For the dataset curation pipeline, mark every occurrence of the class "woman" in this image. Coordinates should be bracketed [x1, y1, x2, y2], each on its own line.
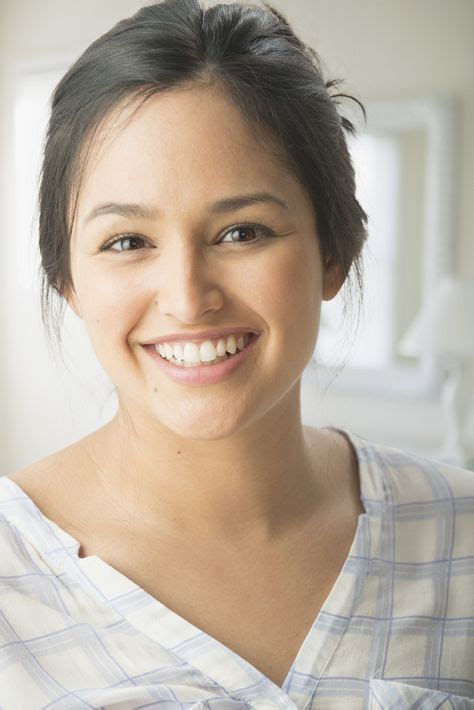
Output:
[1, 0, 473, 707]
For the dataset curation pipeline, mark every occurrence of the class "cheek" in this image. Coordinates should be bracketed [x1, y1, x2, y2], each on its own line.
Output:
[259, 244, 321, 345]
[74, 262, 144, 339]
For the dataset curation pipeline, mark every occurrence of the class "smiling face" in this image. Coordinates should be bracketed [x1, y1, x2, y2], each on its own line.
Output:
[67, 84, 344, 441]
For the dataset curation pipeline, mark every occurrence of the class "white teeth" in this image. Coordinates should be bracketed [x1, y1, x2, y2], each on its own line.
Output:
[154, 332, 253, 365]
[226, 335, 237, 355]
[172, 342, 184, 362]
[199, 340, 218, 362]
[216, 338, 227, 356]
[182, 342, 201, 363]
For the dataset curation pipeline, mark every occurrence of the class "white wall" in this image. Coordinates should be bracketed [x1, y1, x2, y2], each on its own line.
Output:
[1, 0, 473, 473]
[292, 0, 474, 456]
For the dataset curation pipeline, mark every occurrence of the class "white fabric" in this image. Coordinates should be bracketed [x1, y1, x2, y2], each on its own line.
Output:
[0, 427, 473, 708]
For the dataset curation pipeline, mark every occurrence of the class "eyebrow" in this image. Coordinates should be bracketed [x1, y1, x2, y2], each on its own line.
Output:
[83, 192, 290, 225]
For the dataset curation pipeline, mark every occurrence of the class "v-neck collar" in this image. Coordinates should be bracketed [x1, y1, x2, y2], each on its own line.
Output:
[1, 427, 383, 708]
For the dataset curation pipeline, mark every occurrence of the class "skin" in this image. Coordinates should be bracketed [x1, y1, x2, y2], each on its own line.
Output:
[65, 83, 347, 551]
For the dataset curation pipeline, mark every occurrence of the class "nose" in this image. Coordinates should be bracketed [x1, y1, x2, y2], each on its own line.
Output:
[154, 238, 224, 323]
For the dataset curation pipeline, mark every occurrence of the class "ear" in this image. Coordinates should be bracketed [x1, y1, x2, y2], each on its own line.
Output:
[67, 291, 83, 319]
[321, 256, 346, 301]
[61, 282, 83, 319]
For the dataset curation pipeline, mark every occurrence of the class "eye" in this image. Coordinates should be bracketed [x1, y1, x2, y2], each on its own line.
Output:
[100, 221, 277, 253]
[219, 222, 275, 245]
[100, 234, 149, 252]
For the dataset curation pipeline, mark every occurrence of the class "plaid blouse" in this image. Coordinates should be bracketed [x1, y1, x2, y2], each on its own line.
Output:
[0, 427, 473, 708]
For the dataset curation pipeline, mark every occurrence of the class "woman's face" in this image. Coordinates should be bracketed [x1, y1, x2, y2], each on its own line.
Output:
[68, 85, 343, 440]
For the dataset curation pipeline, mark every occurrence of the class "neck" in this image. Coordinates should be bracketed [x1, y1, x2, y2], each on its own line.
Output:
[85, 390, 332, 547]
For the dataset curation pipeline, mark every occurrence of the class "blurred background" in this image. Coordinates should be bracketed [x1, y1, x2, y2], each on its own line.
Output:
[0, 0, 473, 474]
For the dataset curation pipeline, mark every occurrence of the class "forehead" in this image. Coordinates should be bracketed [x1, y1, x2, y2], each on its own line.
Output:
[75, 84, 298, 218]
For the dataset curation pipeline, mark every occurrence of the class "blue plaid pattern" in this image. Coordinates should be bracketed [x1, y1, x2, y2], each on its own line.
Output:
[0, 427, 473, 708]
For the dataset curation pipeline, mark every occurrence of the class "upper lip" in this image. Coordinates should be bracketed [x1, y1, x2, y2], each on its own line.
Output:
[141, 327, 260, 346]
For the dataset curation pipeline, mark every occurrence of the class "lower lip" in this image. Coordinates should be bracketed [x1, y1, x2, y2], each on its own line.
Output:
[142, 333, 260, 385]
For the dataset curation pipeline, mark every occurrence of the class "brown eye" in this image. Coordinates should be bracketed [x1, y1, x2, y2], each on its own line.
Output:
[101, 234, 149, 252]
[219, 223, 275, 244]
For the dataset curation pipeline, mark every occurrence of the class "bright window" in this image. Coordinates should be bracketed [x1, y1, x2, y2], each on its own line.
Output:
[316, 131, 400, 370]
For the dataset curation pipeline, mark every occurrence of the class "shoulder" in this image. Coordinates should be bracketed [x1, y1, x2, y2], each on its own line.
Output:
[7, 435, 97, 521]
[8, 424, 103, 490]
[0, 475, 52, 575]
[361, 437, 474, 562]
[8, 437, 81, 489]
[5, 455, 65, 535]
[366, 437, 474, 503]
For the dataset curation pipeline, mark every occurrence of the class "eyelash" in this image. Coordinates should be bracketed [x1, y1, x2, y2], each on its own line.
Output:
[100, 222, 277, 253]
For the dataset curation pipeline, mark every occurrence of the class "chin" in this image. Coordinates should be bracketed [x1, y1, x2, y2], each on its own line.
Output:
[149, 399, 249, 442]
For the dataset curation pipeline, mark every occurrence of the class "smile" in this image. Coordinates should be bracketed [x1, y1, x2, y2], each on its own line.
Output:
[156, 333, 251, 367]
[141, 333, 260, 385]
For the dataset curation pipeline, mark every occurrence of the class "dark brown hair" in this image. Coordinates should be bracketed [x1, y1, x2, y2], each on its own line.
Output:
[38, 0, 368, 373]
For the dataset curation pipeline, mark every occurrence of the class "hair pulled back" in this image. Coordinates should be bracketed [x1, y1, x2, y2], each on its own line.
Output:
[38, 0, 368, 368]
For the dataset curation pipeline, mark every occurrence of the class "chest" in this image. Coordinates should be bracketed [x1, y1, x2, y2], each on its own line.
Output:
[83, 515, 358, 688]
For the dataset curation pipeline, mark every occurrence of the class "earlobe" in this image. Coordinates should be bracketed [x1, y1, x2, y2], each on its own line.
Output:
[322, 258, 345, 301]
[68, 295, 83, 319]
[62, 284, 82, 319]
